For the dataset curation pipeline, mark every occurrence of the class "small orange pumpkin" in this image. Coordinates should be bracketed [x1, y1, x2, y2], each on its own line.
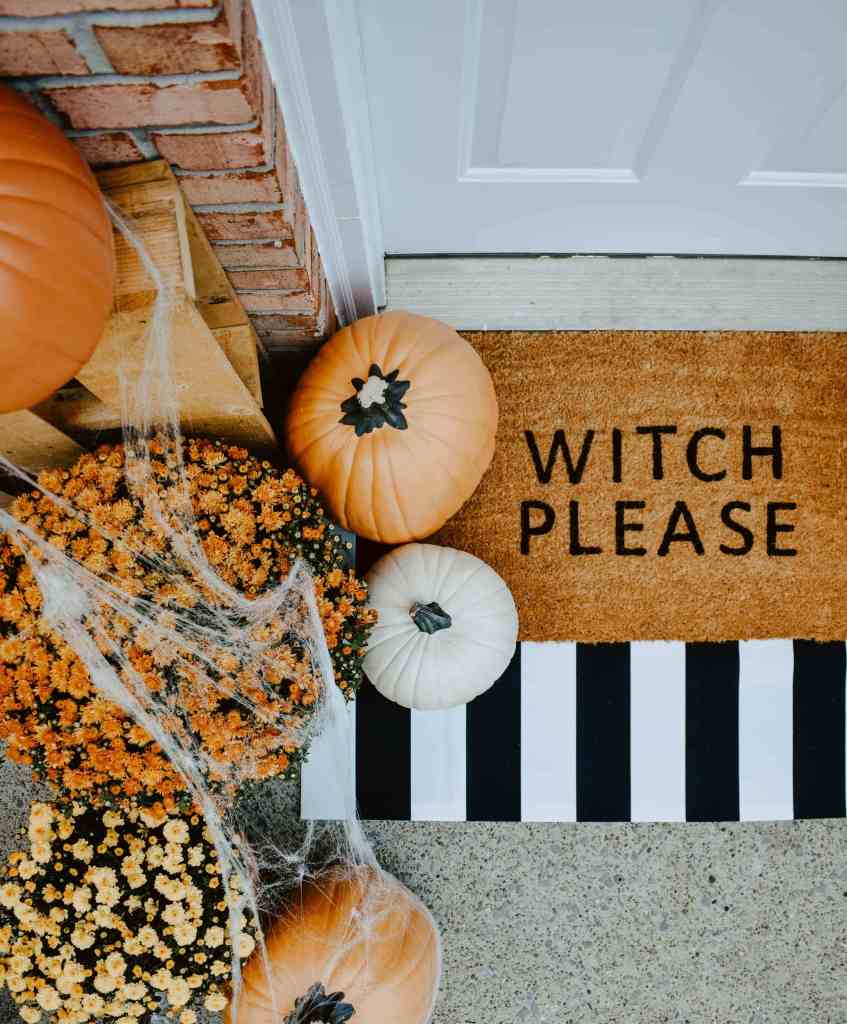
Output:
[285, 311, 498, 543]
[0, 85, 115, 413]
[231, 867, 441, 1023]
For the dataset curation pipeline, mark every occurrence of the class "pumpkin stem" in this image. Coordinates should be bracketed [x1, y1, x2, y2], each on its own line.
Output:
[285, 982, 354, 1023]
[410, 601, 452, 634]
[339, 364, 410, 437]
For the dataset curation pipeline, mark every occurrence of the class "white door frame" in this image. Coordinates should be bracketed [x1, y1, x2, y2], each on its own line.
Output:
[252, 0, 386, 325]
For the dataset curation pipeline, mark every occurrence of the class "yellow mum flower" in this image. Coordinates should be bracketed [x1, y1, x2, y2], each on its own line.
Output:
[237, 932, 255, 958]
[18, 859, 39, 878]
[167, 978, 191, 1008]
[92, 907, 114, 928]
[104, 953, 127, 979]
[173, 924, 197, 947]
[29, 804, 52, 827]
[161, 903, 185, 927]
[8, 954, 31, 975]
[71, 887, 92, 914]
[204, 992, 227, 1012]
[138, 927, 158, 949]
[27, 823, 52, 844]
[180, 1010, 197, 1024]
[81, 994, 105, 1015]
[70, 840, 93, 864]
[6, 974, 26, 992]
[203, 926, 224, 948]
[163, 820, 189, 845]
[146, 846, 164, 869]
[103, 812, 124, 829]
[149, 969, 171, 990]
[0, 883, 21, 908]
[94, 886, 119, 909]
[36, 985, 61, 1011]
[19, 1006, 40, 1023]
[71, 928, 95, 951]
[93, 974, 117, 995]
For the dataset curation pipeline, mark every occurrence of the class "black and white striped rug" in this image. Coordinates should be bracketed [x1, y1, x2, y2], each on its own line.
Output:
[301, 640, 847, 823]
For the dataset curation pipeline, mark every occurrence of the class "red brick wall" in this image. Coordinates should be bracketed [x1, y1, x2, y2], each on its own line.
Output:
[0, 0, 336, 348]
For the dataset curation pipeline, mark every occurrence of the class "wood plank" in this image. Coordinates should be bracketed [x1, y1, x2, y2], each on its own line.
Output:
[183, 200, 264, 404]
[100, 174, 195, 306]
[96, 159, 171, 192]
[0, 411, 84, 473]
[386, 256, 847, 331]
[182, 196, 246, 330]
[98, 160, 263, 407]
[78, 300, 276, 450]
[110, 205, 189, 311]
[212, 325, 263, 406]
[32, 385, 120, 439]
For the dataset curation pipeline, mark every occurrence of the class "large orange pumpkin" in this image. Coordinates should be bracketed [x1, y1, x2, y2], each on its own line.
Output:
[0, 85, 115, 413]
[231, 868, 441, 1023]
[285, 311, 498, 543]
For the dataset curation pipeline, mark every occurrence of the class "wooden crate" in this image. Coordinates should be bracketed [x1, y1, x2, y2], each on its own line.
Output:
[0, 160, 275, 473]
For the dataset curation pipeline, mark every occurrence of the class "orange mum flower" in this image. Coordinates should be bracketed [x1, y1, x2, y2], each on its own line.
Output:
[0, 439, 375, 811]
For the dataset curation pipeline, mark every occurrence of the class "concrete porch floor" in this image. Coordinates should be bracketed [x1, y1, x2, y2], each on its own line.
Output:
[0, 756, 844, 1024]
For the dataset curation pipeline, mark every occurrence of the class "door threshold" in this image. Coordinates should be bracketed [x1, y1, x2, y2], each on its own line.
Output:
[386, 255, 847, 331]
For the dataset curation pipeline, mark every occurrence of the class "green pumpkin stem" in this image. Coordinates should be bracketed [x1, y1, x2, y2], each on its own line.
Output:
[285, 982, 354, 1024]
[410, 601, 452, 634]
[339, 363, 410, 437]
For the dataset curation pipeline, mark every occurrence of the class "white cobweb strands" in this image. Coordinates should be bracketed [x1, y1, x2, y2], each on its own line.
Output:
[0, 204, 436, 1024]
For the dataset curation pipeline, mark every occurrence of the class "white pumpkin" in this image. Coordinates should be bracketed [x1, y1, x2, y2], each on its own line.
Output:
[364, 543, 518, 710]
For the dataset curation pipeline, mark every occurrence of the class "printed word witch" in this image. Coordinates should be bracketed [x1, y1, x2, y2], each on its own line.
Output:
[520, 425, 798, 558]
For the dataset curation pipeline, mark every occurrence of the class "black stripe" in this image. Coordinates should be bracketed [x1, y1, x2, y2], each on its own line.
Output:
[466, 644, 521, 821]
[576, 642, 631, 822]
[685, 642, 739, 822]
[355, 680, 411, 820]
[793, 640, 846, 820]
[353, 535, 410, 820]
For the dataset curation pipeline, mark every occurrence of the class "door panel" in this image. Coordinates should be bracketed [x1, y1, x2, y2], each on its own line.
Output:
[357, 0, 847, 255]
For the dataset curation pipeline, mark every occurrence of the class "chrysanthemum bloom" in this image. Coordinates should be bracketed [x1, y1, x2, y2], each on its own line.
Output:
[0, 800, 255, 1024]
[0, 439, 376, 809]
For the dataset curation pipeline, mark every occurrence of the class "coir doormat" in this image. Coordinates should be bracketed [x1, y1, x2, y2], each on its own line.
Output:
[433, 331, 847, 642]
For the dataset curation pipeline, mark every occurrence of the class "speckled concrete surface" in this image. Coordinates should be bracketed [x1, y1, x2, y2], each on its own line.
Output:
[367, 819, 847, 1024]
[1, 757, 845, 1024]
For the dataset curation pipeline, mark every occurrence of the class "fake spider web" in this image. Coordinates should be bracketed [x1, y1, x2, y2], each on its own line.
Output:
[0, 202, 440, 1023]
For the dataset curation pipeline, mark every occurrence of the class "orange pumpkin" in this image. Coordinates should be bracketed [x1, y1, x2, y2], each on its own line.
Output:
[0, 85, 115, 413]
[285, 311, 498, 543]
[231, 868, 441, 1023]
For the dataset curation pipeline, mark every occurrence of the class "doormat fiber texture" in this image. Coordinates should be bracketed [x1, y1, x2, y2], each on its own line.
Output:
[433, 331, 847, 642]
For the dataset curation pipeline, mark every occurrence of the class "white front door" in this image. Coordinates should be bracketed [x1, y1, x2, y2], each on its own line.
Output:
[356, 0, 847, 256]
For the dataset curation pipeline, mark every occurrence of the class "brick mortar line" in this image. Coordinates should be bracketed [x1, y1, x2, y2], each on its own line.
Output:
[191, 202, 286, 213]
[174, 163, 275, 178]
[0, 7, 223, 31]
[64, 20, 114, 75]
[8, 68, 243, 89]
[65, 119, 260, 135]
[152, 120, 260, 135]
[211, 239, 291, 246]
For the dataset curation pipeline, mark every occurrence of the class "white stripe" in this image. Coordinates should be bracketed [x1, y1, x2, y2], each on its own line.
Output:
[520, 641, 577, 822]
[300, 695, 357, 820]
[739, 639, 794, 821]
[410, 706, 467, 820]
[630, 641, 686, 822]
